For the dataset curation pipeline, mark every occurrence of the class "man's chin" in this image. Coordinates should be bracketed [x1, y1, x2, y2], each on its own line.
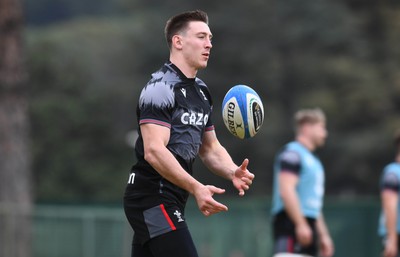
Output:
[197, 63, 208, 70]
[198, 60, 209, 69]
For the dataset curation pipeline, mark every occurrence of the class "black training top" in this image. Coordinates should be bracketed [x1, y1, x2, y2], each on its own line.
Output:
[124, 62, 214, 211]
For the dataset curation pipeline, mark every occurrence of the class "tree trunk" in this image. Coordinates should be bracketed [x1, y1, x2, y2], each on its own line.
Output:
[0, 0, 32, 256]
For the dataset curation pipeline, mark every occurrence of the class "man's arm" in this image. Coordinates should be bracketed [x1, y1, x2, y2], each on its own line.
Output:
[316, 214, 334, 257]
[382, 189, 398, 257]
[198, 130, 255, 196]
[141, 123, 228, 216]
[279, 172, 312, 246]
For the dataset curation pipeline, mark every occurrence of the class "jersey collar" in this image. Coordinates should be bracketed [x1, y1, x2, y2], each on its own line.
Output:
[166, 61, 196, 82]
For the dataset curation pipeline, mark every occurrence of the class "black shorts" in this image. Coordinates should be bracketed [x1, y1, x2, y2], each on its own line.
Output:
[124, 199, 189, 245]
[131, 227, 198, 257]
[272, 211, 317, 256]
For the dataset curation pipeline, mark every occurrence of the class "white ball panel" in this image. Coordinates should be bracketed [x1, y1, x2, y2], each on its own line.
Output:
[222, 97, 245, 139]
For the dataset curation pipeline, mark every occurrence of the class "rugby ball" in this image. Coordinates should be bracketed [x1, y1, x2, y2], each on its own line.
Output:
[222, 85, 264, 139]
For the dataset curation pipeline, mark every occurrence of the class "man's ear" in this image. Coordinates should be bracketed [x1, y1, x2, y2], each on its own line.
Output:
[172, 35, 183, 50]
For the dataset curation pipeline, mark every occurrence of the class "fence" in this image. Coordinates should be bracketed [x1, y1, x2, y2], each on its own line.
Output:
[33, 205, 132, 257]
[30, 197, 382, 257]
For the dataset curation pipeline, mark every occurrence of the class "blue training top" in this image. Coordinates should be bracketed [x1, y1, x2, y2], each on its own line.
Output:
[271, 141, 325, 219]
[378, 162, 400, 236]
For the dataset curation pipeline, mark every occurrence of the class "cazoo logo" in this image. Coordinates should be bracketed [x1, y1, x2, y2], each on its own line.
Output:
[180, 112, 209, 126]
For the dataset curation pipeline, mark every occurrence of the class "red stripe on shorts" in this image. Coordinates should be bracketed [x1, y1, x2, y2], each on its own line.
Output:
[160, 204, 176, 230]
[287, 236, 295, 252]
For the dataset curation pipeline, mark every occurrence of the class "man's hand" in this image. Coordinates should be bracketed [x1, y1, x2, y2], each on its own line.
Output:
[383, 236, 398, 257]
[296, 222, 313, 246]
[193, 184, 228, 216]
[319, 233, 334, 257]
[232, 159, 255, 196]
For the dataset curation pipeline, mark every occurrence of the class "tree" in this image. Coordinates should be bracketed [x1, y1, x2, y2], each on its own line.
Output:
[0, 0, 32, 256]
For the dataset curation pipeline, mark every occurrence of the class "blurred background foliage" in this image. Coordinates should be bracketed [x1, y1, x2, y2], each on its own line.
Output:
[24, 0, 400, 202]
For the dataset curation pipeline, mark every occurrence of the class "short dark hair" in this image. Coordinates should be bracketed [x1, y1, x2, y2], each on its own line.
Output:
[164, 10, 209, 49]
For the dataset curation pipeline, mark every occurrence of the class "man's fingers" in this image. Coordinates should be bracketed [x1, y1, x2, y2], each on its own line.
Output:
[298, 234, 312, 246]
[201, 200, 228, 216]
[241, 177, 253, 185]
[202, 210, 211, 216]
[240, 158, 249, 170]
[210, 186, 226, 195]
[211, 200, 228, 211]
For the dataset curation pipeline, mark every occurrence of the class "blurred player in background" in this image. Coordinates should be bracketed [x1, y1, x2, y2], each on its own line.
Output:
[123, 10, 255, 257]
[270, 108, 334, 257]
[378, 130, 400, 257]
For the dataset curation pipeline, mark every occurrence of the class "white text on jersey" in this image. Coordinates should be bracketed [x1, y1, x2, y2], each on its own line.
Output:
[180, 112, 209, 126]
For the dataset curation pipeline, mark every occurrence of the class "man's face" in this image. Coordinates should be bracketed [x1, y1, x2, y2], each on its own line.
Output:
[307, 121, 328, 148]
[179, 21, 213, 70]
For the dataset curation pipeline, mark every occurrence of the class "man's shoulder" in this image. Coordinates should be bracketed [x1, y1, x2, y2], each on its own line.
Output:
[149, 63, 182, 85]
[138, 63, 182, 104]
[284, 141, 303, 154]
[384, 162, 400, 174]
[195, 77, 207, 87]
[279, 149, 301, 165]
[278, 142, 301, 161]
[139, 71, 176, 108]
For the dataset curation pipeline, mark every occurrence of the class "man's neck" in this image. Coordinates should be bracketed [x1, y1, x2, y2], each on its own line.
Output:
[169, 56, 197, 78]
[296, 136, 315, 152]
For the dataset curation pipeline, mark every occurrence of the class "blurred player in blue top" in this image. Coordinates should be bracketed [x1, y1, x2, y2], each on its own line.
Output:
[378, 130, 400, 257]
[271, 108, 334, 257]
